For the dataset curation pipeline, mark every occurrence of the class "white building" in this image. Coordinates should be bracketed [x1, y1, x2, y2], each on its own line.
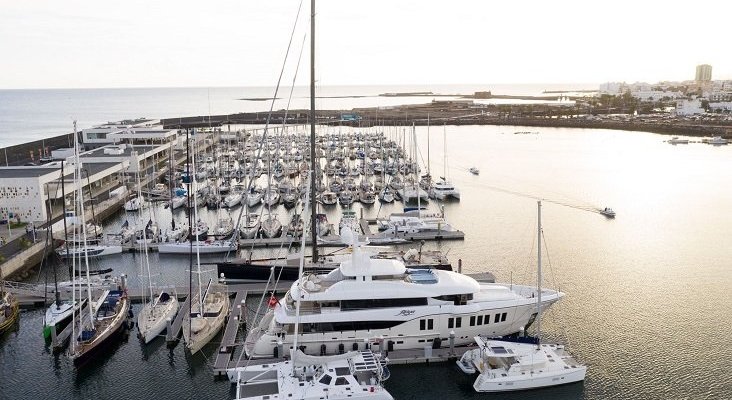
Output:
[674, 99, 705, 116]
[0, 161, 124, 224]
[81, 119, 179, 148]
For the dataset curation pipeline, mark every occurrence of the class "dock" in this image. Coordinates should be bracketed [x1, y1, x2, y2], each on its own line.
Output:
[166, 294, 191, 343]
[214, 338, 479, 376]
[213, 290, 248, 372]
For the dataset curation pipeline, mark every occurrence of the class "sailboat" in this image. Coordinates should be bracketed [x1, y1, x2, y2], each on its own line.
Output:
[457, 201, 586, 391]
[136, 179, 179, 344]
[181, 131, 230, 354]
[67, 121, 131, 367]
[44, 160, 87, 341]
[431, 124, 460, 201]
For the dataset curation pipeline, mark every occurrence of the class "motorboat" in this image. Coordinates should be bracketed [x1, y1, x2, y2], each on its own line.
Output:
[171, 195, 187, 210]
[707, 136, 728, 145]
[358, 189, 376, 205]
[600, 207, 616, 218]
[668, 136, 689, 145]
[469, 167, 480, 175]
[243, 231, 563, 359]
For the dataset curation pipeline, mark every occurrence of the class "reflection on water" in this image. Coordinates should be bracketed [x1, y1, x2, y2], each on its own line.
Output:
[2, 126, 731, 400]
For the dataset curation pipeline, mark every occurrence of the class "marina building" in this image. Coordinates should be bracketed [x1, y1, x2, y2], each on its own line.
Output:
[0, 161, 124, 224]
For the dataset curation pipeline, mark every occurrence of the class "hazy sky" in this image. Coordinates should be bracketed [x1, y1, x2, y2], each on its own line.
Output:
[1, 0, 729, 89]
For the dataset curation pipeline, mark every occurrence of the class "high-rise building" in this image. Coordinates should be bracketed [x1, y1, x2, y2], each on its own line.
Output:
[696, 64, 712, 82]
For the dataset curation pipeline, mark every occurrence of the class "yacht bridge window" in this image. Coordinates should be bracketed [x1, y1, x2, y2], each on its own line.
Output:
[341, 297, 427, 310]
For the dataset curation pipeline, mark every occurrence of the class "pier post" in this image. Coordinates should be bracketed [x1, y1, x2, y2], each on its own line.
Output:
[458, 259, 462, 274]
[51, 324, 57, 347]
[277, 340, 284, 359]
[165, 317, 173, 342]
[449, 330, 455, 357]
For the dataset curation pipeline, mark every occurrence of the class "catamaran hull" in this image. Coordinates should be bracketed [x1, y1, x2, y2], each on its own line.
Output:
[473, 368, 586, 392]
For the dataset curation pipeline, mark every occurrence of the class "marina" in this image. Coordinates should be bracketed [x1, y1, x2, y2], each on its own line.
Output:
[0, 124, 730, 400]
[1, 0, 732, 398]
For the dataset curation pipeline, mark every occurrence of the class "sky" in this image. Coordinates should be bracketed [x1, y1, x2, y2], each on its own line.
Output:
[0, 0, 730, 89]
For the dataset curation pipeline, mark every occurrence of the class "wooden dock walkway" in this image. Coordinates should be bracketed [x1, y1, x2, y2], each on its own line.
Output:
[166, 295, 191, 344]
[213, 290, 248, 373]
[215, 341, 479, 375]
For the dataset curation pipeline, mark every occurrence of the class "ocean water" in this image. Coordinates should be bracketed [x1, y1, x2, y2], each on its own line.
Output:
[1, 124, 731, 399]
[0, 84, 597, 147]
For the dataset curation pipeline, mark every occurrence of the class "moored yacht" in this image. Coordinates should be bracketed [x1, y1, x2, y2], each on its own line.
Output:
[244, 233, 563, 359]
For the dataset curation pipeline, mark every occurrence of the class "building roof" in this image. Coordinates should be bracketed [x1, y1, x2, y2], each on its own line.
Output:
[80, 145, 158, 159]
[0, 166, 61, 179]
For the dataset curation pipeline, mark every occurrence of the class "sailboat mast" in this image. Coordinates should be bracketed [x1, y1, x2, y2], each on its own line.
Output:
[186, 129, 193, 342]
[309, 0, 318, 262]
[292, 170, 312, 372]
[537, 200, 542, 347]
[73, 121, 95, 330]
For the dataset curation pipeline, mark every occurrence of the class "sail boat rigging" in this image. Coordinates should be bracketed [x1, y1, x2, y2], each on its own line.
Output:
[457, 201, 587, 391]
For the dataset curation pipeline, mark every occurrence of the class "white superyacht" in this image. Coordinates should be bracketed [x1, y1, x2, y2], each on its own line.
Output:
[244, 231, 563, 359]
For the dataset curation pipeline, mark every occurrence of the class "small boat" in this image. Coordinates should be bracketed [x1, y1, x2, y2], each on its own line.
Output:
[707, 136, 728, 145]
[469, 167, 480, 175]
[600, 207, 616, 218]
[668, 136, 689, 145]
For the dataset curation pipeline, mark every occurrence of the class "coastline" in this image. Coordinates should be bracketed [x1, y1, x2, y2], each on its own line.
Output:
[2, 107, 730, 167]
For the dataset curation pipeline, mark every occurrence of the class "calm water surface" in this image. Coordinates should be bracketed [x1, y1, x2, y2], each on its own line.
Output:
[1, 125, 731, 399]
